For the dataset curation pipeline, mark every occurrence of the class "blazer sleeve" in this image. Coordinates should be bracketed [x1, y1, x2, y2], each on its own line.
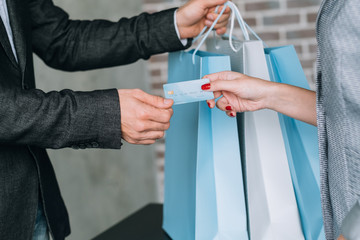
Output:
[0, 81, 122, 149]
[29, 0, 191, 71]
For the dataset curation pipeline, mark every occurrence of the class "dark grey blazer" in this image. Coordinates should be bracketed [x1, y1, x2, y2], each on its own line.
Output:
[0, 0, 189, 239]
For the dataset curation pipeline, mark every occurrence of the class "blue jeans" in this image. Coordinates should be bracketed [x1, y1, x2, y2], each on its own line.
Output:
[32, 201, 49, 240]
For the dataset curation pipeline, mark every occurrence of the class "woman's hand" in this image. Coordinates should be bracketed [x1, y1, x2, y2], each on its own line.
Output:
[202, 71, 317, 126]
[202, 71, 275, 117]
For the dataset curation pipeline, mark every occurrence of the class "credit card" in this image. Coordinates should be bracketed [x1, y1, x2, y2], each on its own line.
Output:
[163, 79, 214, 105]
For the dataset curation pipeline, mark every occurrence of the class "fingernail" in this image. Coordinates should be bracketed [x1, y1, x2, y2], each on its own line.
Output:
[230, 113, 235, 117]
[205, 20, 212, 26]
[208, 14, 214, 20]
[201, 83, 211, 90]
[164, 99, 173, 105]
[207, 102, 211, 108]
[226, 106, 232, 111]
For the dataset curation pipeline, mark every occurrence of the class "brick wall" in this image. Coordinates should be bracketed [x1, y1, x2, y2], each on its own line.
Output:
[143, 0, 322, 201]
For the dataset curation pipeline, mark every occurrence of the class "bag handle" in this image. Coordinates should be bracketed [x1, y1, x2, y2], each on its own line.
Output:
[243, 21, 269, 48]
[192, 1, 250, 63]
[228, 1, 250, 52]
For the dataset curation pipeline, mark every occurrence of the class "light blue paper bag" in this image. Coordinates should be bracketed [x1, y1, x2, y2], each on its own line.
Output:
[265, 45, 325, 240]
[163, 50, 248, 240]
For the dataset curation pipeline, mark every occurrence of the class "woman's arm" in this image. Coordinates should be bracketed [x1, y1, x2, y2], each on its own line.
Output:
[269, 82, 316, 126]
[202, 71, 317, 126]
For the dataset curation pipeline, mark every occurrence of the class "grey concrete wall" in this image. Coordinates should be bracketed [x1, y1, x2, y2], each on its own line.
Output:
[33, 1, 159, 239]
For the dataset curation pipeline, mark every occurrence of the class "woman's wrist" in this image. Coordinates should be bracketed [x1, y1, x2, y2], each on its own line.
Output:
[262, 81, 284, 111]
[260, 81, 317, 126]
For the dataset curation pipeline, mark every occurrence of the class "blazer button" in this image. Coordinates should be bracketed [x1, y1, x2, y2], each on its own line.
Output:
[79, 144, 86, 149]
[91, 142, 99, 148]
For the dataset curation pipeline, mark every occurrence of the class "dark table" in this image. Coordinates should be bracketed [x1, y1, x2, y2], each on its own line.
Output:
[92, 204, 171, 240]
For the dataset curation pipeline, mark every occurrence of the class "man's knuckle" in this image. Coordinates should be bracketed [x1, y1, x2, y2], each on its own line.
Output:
[164, 111, 172, 121]
[135, 122, 146, 132]
[133, 88, 143, 97]
[126, 137, 137, 144]
[139, 110, 149, 119]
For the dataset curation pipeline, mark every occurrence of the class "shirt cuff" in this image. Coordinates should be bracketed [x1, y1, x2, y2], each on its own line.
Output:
[342, 200, 360, 240]
[174, 10, 188, 46]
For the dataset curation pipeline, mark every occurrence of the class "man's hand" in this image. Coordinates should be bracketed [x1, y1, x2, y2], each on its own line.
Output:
[118, 89, 174, 145]
[176, 0, 231, 39]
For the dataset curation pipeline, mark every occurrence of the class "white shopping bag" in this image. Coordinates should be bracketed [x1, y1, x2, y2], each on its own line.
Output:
[206, 4, 304, 239]
[242, 41, 303, 240]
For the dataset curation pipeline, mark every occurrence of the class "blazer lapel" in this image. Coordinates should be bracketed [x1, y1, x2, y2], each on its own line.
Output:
[0, 17, 18, 69]
[6, 0, 27, 76]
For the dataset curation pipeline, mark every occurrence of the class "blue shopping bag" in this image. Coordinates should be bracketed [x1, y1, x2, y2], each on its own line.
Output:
[265, 45, 325, 240]
[163, 50, 248, 240]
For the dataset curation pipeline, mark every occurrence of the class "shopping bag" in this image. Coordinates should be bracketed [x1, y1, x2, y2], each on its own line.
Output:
[163, 50, 248, 240]
[206, 4, 304, 239]
[266, 45, 325, 240]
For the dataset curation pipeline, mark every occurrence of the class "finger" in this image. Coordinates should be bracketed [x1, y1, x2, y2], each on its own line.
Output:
[207, 4, 231, 15]
[144, 107, 173, 123]
[134, 89, 173, 109]
[141, 131, 165, 141]
[204, 16, 230, 29]
[207, 90, 223, 108]
[139, 140, 157, 145]
[201, 78, 244, 93]
[205, 19, 229, 29]
[208, 6, 217, 13]
[216, 27, 227, 35]
[209, 79, 241, 93]
[216, 17, 231, 27]
[214, 91, 222, 99]
[203, 71, 244, 83]
[214, 16, 230, 27]
[202, 0, 228, 9]
[227, 111, 237, 118]
[134, 119, 170, 132]
[131, 139, 157, 145]
[207, 99, 215, 108]
[142, 121, 171, 132]
[217, 5, 232, 14]
[206, 12, 230, 23]
[127, 130, 166, 145]
[216, 97, 230, 111]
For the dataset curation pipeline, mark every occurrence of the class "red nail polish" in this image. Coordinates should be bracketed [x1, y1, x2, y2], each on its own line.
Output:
[201, 83, 211, 90]
[226, 106, 232, 111]
[207, 102, 211, 108]
[230, 113, 235, 117]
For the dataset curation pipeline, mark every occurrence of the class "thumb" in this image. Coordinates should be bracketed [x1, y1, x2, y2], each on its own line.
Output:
[139, 91, 174, 109]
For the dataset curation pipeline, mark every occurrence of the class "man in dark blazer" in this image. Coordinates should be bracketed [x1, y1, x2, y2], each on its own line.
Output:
[0, 0, 230, 239]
